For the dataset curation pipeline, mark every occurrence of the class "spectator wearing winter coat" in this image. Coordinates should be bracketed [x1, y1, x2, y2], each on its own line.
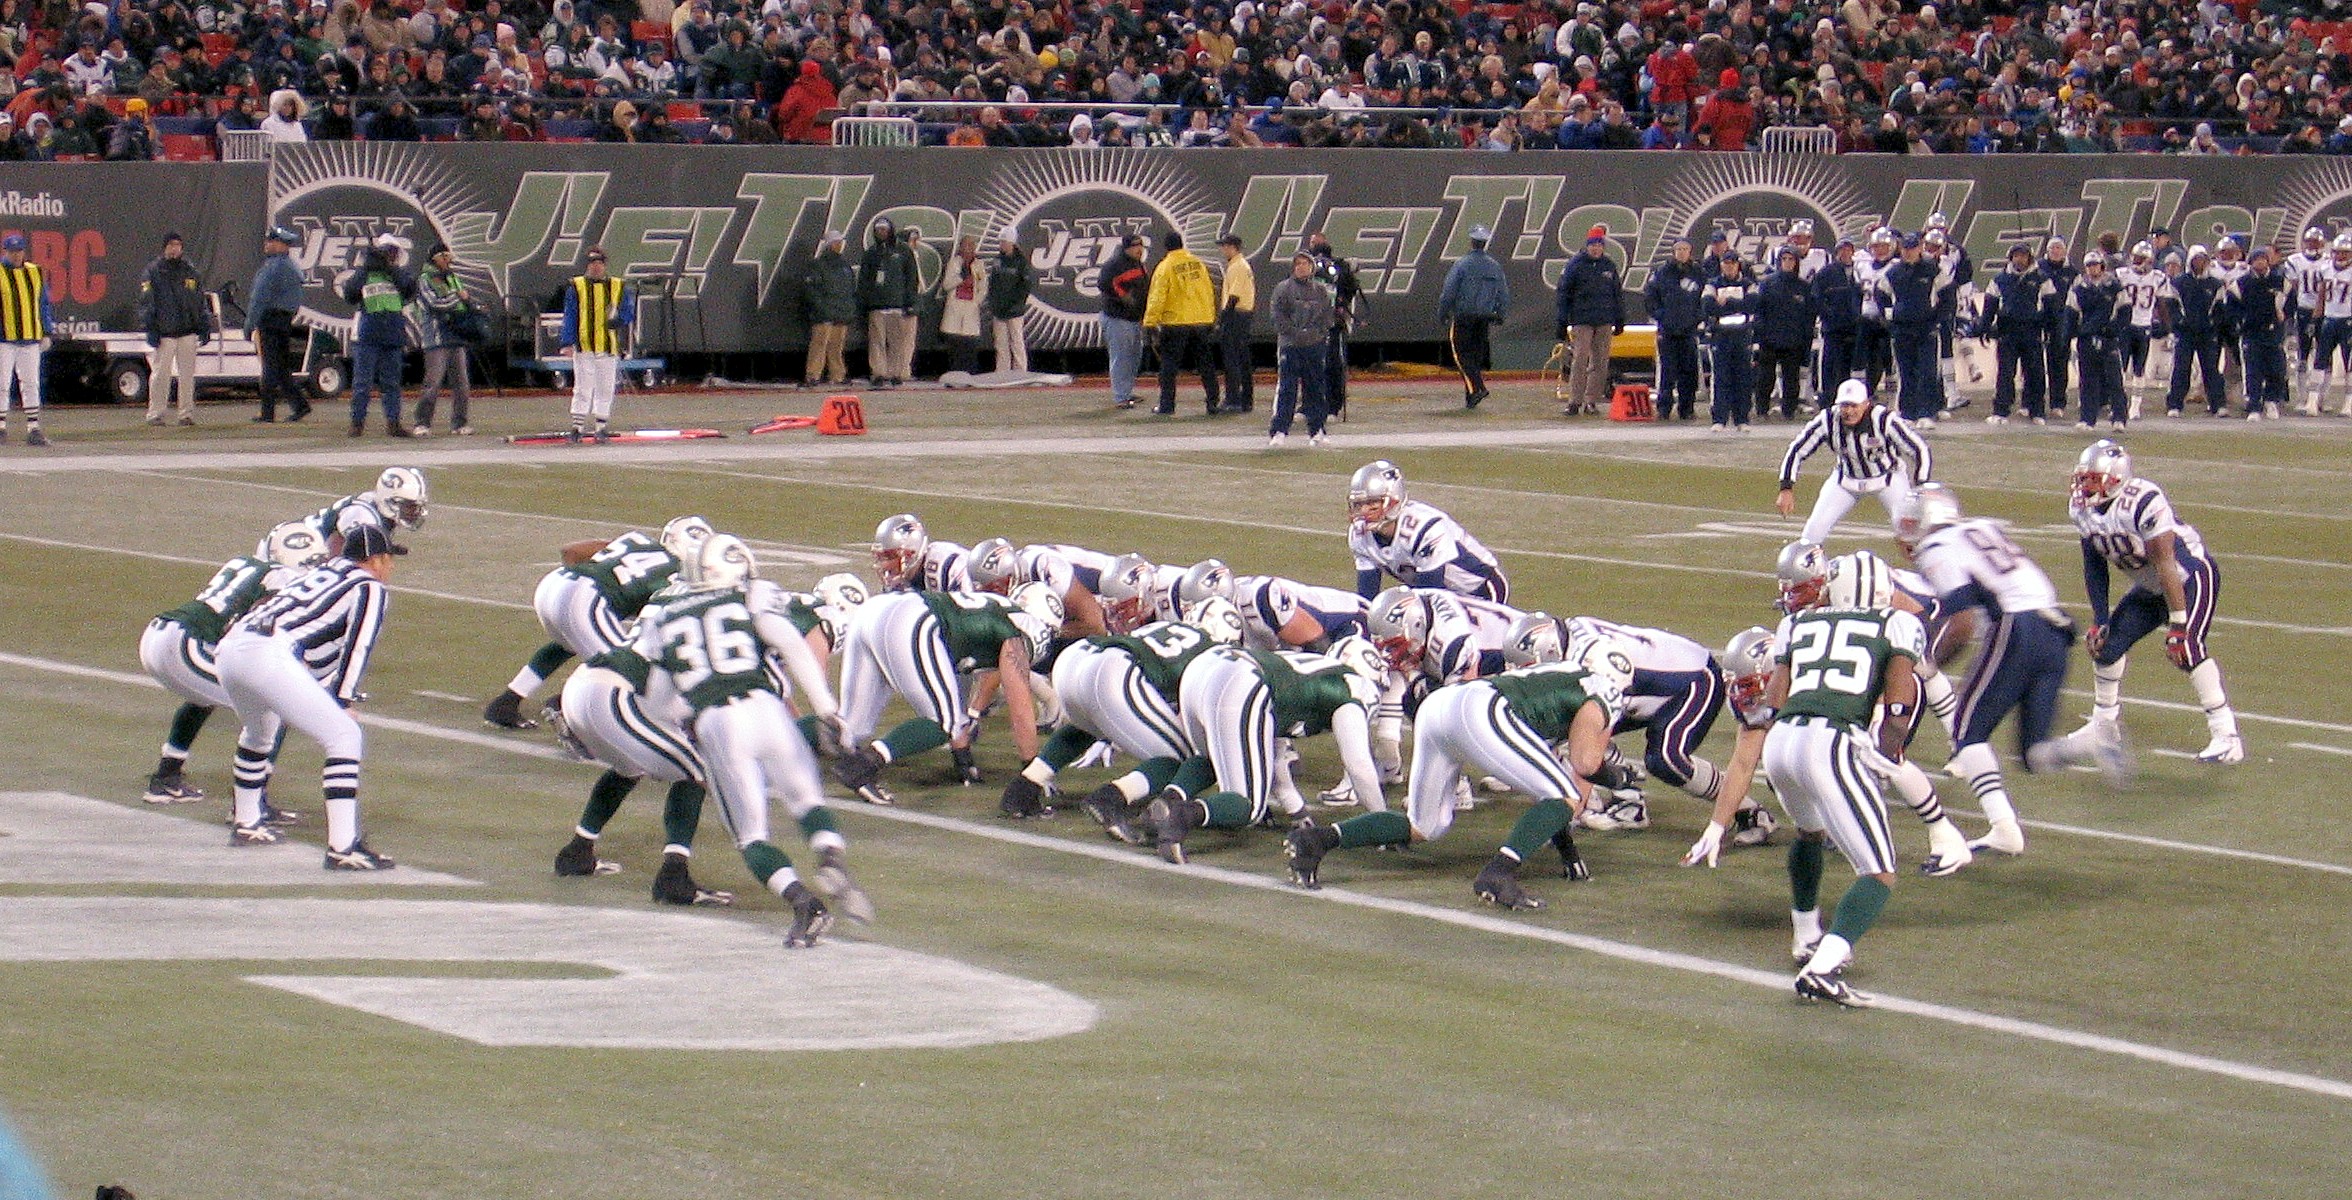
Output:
[105, 98, 156, 160]
[135, 233, 210, 427]
[939, 236, 988, 376]
[801, 231, 858, 387]
[260, 90, 309, 142]
[856, 217, 918, 387]
[1266, 252, 1335, 445]
[774, 60, 834, 144]
[412, 242, 476, 435]
[1095, 234, 1151, 409]
[1437, 224, 1508, 409]
[987, 236, 1035, 375]
[1643, 240, 1707, 420]
[1696, 70, 1752, 151]
[1553, 225, 1625, 416]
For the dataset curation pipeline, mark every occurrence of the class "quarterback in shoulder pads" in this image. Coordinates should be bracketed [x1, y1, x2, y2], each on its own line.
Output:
[1347, 459, 1509, 602]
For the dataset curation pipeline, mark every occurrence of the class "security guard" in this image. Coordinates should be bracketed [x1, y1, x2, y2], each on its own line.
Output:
[1642, 238, 1707, 420]
[1438, 224, 1509, 409]
[561, 245, 634, 444]
[0, 232, 54, 446]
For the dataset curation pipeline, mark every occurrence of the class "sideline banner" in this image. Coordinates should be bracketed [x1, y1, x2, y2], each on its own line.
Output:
[0, 163, 266, 335]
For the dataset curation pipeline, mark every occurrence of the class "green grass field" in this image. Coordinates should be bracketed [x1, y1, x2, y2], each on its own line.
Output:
[2, 382, 2348, 1200]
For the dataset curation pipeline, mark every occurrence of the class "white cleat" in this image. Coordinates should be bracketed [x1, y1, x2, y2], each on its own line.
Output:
[1451, 777, 1478, 812]
[2194, 734, 2245, 765]
[1919, 820, 1974, 877]
[1316, 779, 1360, 808]
[1966, 818, 2026, 857]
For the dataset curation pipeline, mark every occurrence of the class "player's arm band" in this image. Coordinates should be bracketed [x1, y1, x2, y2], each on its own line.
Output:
[2168, 610, 2188, 625]
[1883, 701, 1915, 720]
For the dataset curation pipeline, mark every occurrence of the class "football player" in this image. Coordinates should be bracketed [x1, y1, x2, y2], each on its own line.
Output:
[1137, 636, 1389, 865]
[1347, 459, 1509, 602]
[830, 583, 1060, 802]
[2307, 233, 2352, 416]
[546, 637, 734, 908]
[2288, 227, 2329, 407]
[1357, 584, 1526, 800]
[1900, 484, 2125, 859]
[632, 534, 871, 946]
[1762, 549, 1926, 1008]
[1230, 572, 1371, 652]
[870, 513, 973, 593]
[273, 466, 427, 560]
[2115, 241, 2172, 419]
[1286, 639, 1626, 909]
[1774, 380, 1933, 546]
[998, 596, 1245, 823]
[482, 516, 712, 729]
[1094, 553, 1170, 634]
[968, 538, 1118, 637]
[138, 521, 326, 807]
[2067, 441, 2241, 763]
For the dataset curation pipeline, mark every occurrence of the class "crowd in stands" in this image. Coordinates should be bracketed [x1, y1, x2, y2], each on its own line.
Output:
[2, 0, 2351, 157]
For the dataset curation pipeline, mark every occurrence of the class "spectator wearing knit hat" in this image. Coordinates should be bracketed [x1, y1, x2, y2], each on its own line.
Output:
[1554, 225, 1624, 417]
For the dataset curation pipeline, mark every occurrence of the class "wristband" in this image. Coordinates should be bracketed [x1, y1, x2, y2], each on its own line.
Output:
[2168, 610, 2188, 625]
[1883, 701, 1915, 719]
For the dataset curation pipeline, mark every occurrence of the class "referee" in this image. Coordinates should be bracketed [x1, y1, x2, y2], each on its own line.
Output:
[215, 523, 398, 869]
[1775, 379, 1933, 545]
[0, 232, 54, 446]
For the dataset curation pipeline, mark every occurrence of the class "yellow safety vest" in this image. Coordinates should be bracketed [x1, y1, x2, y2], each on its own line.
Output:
[572, 275, 624, 355]
[0, 262, 48, 343]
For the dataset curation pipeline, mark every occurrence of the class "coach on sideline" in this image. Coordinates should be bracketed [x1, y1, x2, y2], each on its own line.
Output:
[1439, 223, 1507, 409]
[1555, 224, 1624, 416]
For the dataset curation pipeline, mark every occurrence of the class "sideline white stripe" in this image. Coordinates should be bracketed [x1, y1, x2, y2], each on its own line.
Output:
[2, 647, 2349, 1102]
[0, 531, 533, 611]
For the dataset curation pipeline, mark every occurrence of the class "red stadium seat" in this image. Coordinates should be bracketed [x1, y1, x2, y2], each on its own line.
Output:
[160, 133, 216, 161]
[667, 101, 701, 121]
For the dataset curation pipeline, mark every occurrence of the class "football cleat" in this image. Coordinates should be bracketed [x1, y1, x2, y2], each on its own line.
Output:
[951, 745, 983, 785]
[1083, 786, 1149, 844]
[1967, 818, 2026, 857]
[1550, 829, 1591, 882]
[832, 745, 895, 805]
[1316, 779, 1361, 808]
[1919, 820, 1973, 877]
[1730, 803, 1777, 847]
[2194, 733, 2245, 764]
[650, 853, 734, 906]
[1285, 823, 1340, 890]
[1795, 971, 1875, 1008]
[259, 799, 301, 826]
[324, 840, 396, 871]
[229, 821, 283, 846]
[554, 834, 622, 877]
[815, 847, 875, 924]
[999, 774, 1052, 819]
[1149, 789, 1197, 864]
[781, 881, 834, 949]
[143, 771, 205, 804]
[1578, 793, 1649, 831]
[1792, 935, 1822, 967]
[482, 690, 537, 730]
[1473, 863, 1544, 910]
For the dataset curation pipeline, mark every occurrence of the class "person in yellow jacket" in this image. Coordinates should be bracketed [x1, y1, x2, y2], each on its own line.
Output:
[1216, 233, 1257, 412]
[0, 233, 54, 446]
[1142, 230, 1222, 416]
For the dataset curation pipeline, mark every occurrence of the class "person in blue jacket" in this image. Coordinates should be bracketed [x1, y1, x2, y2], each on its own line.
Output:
[1643, 239, 1707, 420]
[1438, 224, 1509, 409]
[1703, 247, 1760, 430]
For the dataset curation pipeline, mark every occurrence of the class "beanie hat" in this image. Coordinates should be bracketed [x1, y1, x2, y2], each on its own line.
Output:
[1585, 225, 1608, 244]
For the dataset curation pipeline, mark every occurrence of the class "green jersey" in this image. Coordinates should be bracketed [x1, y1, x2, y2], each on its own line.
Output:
[920, 591, 1027, 670]
[1250, 649, 1365, 738]
[1486, 663, 1621, 741]
[1772, 607, 1925, 730]
[641, 585, 774, 714]
[1090, 620, 1219, 702]
[587, 645, 656, 693]
[566, 531, 680, 619]
[158, 555, 282, 644]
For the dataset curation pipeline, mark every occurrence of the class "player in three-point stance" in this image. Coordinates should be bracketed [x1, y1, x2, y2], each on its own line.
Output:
[829, 583, 1060, 801]
[483, 516, 713, 729]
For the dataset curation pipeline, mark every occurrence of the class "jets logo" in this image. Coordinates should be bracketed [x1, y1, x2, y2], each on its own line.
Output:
[269, 144, 491, 339]
[1657, 156, 1872, 267]
[971, 153, 1217, 350]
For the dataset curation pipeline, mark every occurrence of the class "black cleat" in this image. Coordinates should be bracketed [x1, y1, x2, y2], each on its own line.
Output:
[1473, 863, 1544, 910]
[832, 745, 895, 805]
[815, 847, 875, 924]
[324, 840, 396, 871]
[555, 834, 621, 877]
[651, 852, 734, 906]
[782, 881, 834, 948]
[1795, 971, 1875, 1008]
[142, 771, 204, 804]
[229, 821, 282, 846]
[951, 744, 982, 785]
[1551, 828, 1592, 881]
[1285, 822, 1340, 889]
[1084, 786, 1148, 844]
[483, 690, 537, 730]
[259, 798, 301, 827]
[999, 774, 1052, 818]
[1149, 788, 1197, 864]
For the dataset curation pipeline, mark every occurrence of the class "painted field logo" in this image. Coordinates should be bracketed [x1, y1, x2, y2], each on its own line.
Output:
[975, 153, 1215, 349]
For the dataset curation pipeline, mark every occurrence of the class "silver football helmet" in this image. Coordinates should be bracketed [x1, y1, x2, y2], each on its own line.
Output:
[1824, 550, 1893, 609]
[969, 537, 1020, 594]
[659, 515, 714, 560]
[2306, 226, 2327, 250]
[1175, 558, 1235, 608]
[692, 533, 757, 590]
[1182, 595, 1245, 646]
[1720, 626, 1777, 718]
[1347, 460, 1406, 531]
[265, 520, 328, 569]
[871, 513, 928, 589]
[1365, 586, 1428, 670]
[1098, 552, 1159, 633]
[373, 466, 429, 530]
[2130, 240, 2153, 265]
[1501, 611, 1567, 667]
[1899, 482, 1964, 544]
[2072, 438, 2134, 503]
[811, 571, 870, 611]
[1775, 540, 1831, 614]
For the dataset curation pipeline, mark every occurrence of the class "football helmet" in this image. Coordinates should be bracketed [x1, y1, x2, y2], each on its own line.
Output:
[2082, 250, 2109, 271]
[1867, 226, 1896, 248]
[1720, 626, 1777, 718]
[1578, 636, 1635, 696]
[373, 467, 429, 530]
[2305, 226, 2327, 250]
[1824, 550, 1894, 609]
[1775, 540, 1831, 614]
[265, 520, 327, 569]
[871, 514, 928, 589]
[1923, 229, 1947, 250]
[1365, 586, 1428, 671]
[1926, 211, 1950, 231]
[2130, 240, 2152, 266]
[1009, 580, 1065, 631]
[1098, 553, 1159, 633]
[812, 572, 870, 611]
[1326, 634, 1388, 690]
[1347, 460, 1407, 532]
[1175, 558, 1235, 608]
[1501, 611, 1567, 667]
[1789, 218, 1814, 243]
[969, 537, 1020, 594]
[1182, 596, 1245, 646]
[693, 534, 758, 590]
[659, 515, 713, 560]
[2072, 438, 2134, 504]
[1899, 483, 1964, 544]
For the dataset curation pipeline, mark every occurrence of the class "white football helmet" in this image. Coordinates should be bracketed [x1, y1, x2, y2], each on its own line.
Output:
[1501, 611, 1567, 667]
[693, 533, 758, 590]
[1098, 553, 1159, 633]
[1175, 558, 1235, 608]
[812, 571, 870, 611]
[1720, 626, 1777, 718]
[871, 513, 928, 589]
[1347, 460, 1406, 531]
[2305, 226, 2327, 251]
[1009, 580, 1065, 631]
[1899, 482, 1964, 544]
[1775, 540, 1830, 613]
[2072, 438, 2133, 504]
[373, 466, 428, 530]
[1578, 636, 1635, 696]
[1365, 586, 1428, 670]
[659, 515, 713, 560]
[1825, 550, 1894, 609]
[265, 520, 328, 569]
[969, 537, 1020, 594]
[1182, 595, 1245, 646]
[1326, 634, 1389, 690]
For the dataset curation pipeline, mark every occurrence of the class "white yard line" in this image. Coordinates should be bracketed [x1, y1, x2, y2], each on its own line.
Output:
[0, 531, 532, 611]
[1, 644, 2343, 1103]
[2289, 742, 2352, 758]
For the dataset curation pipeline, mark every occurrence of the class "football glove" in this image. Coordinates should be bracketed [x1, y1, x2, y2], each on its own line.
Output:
[2165, 623, 2193, 669]
[2084, 623, 2106, 657]
[1855, 744, 1904, 782]
[1681, 821, 1727, 869]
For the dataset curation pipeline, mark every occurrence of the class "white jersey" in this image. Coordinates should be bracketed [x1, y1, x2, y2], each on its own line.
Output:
[2322, 262, 2352, 319]
[2114, 265, 2171, 328]
[1566, 616, 1715, 723]
[1349, 499, 1506, 598]
[917, 540, 972, 593]
[1910, 518, 2060, 616]
[1856, 253, 1895, 323]
[1146, 563, 1188, 624]
[2290, 250, 2330, 312]
[1777, 243, 1829, 280]
[1236, 574, 1370, 650]
[2069, 477, 2205, 593]
[2209, 258, 2248, 295]
[1406, 589, 1524, 684]
[1016, 543, 1121, 596]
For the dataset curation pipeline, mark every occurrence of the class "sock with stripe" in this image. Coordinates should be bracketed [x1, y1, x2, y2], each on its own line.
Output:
[1679, 758, 1722, 803]
[661, 781, 706, 849]
[1919, 668, 1959, 737]
[1827, 875, 1891, 945]
[507, 643, 574, 698]
[741, 840, 796, 893]
[876, 718, 949, 763]
[1501, 797, 1573, 862]
[1948, 742, 2018, 825]
[231, 742, 272, 827]
[323, 757, 361, 851]
[1335, 809, 1411, 849]
[159, 704, 212, 774]
[798, 807, 844, 853]
[1167, 755, 1215, 800]
[2090, 657, 2125, 721]
[1888, 759, 1945, 824]
[2189, 660, 2237, 738]
[1134, 756, 1183, 796]
[577, 769, 638, 838]
[1787, 836, 1826, 913]
[1199, 790, 1252, 829]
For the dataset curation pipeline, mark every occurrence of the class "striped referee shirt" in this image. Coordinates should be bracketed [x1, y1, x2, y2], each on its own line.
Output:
[230, 560, 389, 703]
[1777, 406, 1933, 491]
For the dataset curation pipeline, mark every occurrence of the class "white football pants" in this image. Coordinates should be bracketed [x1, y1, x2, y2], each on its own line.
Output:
[694, 692, 825, 849]
[1177, 649, 1279, 823]
[1407, 681, 1582, 843]
[838, 592, 965, 743]
[534, 569, 629, 657]
[1763, 718, 1896, 877]
[1800, 470, 1917, 545]
[561, 666, 704, 784]
[569, 352, 619, 421]
[1051, 641, 1191, 761]
[140, 618, 231, 708]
